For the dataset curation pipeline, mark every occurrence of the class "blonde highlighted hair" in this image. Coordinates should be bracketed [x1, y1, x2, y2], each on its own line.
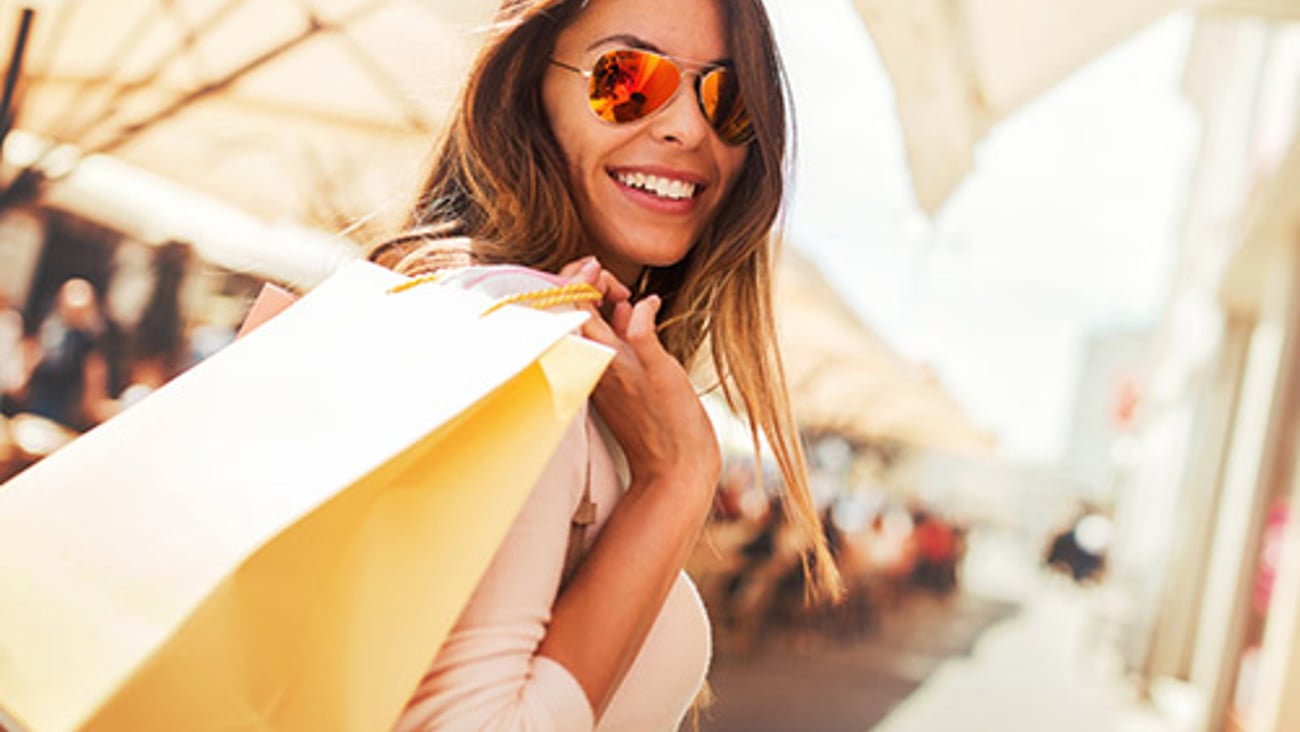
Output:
[372, 0, 843, 602]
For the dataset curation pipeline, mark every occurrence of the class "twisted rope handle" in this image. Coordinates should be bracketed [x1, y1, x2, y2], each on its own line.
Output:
[481, 283, 602, 315]
[389, 275, 602, 316]
[387, 272, 444, 294]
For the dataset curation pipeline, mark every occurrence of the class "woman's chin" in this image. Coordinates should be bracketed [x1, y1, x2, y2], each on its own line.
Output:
[599, 233, 695, 273]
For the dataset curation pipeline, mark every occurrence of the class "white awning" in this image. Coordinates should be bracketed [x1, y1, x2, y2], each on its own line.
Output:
[776, 248, 994, 454]
[0, 0, 497, 232]
[852, 0, 1200, 212]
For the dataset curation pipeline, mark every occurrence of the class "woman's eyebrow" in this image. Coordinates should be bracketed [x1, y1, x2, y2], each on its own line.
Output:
[586, 33, 663, 53]
[584, 33, 730, 66]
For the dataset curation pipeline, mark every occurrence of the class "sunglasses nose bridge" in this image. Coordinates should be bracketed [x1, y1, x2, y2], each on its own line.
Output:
[649, 72, 720, 146]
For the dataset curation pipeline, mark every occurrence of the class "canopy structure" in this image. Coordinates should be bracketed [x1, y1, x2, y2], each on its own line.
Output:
[850, 0, 1288, 213]
[2, 0, 1287, 228]
[2, 0, 1152, 452]
[0, 0, 497, 236]
[775, 248, 994, 455]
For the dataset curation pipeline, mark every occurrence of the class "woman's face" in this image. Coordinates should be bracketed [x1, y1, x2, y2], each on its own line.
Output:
[542, 0, 750, 285]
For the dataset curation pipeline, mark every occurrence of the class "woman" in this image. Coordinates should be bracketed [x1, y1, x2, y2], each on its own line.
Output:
[376, 0, 842, 728]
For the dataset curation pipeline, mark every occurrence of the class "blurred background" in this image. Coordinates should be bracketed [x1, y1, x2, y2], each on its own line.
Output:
[0, 1, 1296, 730]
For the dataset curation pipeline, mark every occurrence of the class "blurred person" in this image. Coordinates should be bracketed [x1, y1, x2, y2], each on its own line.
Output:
[0, 291, 22, 478]
[185, 291, 247, 369]
[714, 460, 769, 522]
[909, 509, 961, 595]
[1045, 509, 1111, 583]
[1253, 497, 1288, 617]
[0, 291, 24, 416]
[23, 278, 113, 430]
[718, 496, 813, 649]
[1230, 498, 1289, 729]
[117, 243, 191, 409]
[366, 1, 843, 728]
[714, 461, 749, 520]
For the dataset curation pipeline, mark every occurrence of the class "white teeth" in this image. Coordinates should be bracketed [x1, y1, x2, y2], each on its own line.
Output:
[616, 171, 697, 200]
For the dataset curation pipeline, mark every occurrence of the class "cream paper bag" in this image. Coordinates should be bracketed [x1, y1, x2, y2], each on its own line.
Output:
[0, 260, 611, 732]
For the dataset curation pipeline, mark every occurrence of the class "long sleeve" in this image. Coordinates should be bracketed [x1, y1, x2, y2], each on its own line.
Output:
[392, 411, 594, 732]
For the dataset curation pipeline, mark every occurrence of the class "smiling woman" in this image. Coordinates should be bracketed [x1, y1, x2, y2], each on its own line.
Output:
[370, 1, 842, 730]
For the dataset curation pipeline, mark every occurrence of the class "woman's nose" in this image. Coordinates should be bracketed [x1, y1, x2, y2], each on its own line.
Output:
[647, 79, 712, 148]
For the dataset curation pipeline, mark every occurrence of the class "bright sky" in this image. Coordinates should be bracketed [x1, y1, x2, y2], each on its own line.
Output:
[765, 0, 1200, 463]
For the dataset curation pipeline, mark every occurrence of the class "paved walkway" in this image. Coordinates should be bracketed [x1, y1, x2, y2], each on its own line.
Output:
[871, 531, 1201, 732]
[698, 529, 1204, 732]
[702, 590, 1019, 731]
[870, 583, 1183, 732]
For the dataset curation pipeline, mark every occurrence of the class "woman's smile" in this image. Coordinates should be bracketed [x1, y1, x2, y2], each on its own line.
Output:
[608, 165, 708, 214]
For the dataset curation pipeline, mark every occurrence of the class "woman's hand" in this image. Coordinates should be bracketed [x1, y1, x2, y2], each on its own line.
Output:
[541, 257, 722, 715]
[557, 256, 631, 322]
[560, 257, 721, 491]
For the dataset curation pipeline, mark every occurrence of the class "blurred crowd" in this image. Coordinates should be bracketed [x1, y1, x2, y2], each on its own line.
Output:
[0, 243, 238, 482]
[690, 461, 967, 652]
[3, 239, 977, 651]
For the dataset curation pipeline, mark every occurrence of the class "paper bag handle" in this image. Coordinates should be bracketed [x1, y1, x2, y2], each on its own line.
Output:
[389, 275, 602, 316]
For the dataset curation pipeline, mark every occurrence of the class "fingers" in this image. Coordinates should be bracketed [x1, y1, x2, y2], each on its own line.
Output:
[610, 300, 633, 337]
[582, 295, 665, 369]
[559, 256, 632, 306]
[624, 295, 665, 361]
[556, 257, 667, 366]
[600, 271, 632, 305]
[558, 257, 597, 282]
[578, 258, 602, 286]
[579, 308, 621, 349]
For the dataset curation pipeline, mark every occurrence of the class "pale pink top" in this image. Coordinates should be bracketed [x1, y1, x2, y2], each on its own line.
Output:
[392, 406, 712, 732]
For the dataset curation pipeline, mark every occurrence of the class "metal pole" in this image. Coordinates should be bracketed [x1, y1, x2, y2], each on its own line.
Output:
[0, 7, 36, 156]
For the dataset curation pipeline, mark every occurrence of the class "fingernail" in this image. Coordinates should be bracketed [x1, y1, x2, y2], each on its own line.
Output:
[580, 258, 600, 276]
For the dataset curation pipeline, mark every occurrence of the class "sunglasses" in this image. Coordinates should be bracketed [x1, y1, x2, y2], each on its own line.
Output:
[550, 48, 755, 146]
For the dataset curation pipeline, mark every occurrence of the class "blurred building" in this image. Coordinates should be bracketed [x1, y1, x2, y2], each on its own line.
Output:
[1063, 326, 1155, 502]
[1108, 9, 1300, 732]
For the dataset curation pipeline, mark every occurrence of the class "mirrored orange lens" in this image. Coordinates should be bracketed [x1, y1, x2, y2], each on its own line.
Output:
[584, 49, 755, 146]
[700, 67, 754, 145]
[588, 50, 682, 124]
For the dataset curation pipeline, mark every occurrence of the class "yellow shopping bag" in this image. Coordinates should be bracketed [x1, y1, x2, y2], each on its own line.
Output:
[0, 261, 611, 732]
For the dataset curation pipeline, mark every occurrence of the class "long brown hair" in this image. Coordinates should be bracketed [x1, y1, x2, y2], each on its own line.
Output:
[373, 0, 843, 602]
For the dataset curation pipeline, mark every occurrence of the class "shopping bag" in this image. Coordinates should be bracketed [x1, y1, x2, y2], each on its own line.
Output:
[0, 260, 612, 732]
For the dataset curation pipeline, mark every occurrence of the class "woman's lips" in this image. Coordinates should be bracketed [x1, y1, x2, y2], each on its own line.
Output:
[607, 167, 707, 214]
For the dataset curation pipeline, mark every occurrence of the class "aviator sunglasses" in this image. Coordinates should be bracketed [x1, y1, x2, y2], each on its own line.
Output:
[550, 48, 755, 146]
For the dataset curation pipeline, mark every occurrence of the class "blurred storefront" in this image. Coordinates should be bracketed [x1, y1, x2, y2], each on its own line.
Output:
[1108, 8, 1300, 732]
